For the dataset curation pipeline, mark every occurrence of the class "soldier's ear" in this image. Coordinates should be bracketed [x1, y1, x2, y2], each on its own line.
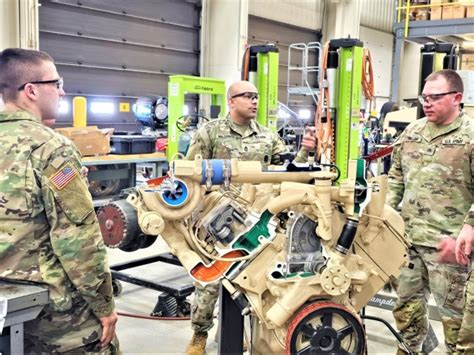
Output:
[23, 84, 38, 100]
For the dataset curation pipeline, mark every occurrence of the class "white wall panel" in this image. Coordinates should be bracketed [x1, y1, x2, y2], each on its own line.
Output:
[359, 25, 393, 99]
[360, 0, 394, 33]
[248, 0, 323, 30]
[399, 41, 421, 102]
[0, 0, 19, 49]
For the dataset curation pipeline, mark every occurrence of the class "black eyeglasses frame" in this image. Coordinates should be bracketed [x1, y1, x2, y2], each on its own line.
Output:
[18, 77, 64, 91]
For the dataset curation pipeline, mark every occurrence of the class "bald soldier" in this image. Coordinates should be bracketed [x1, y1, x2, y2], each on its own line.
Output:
[185, 80, 316, 355]
[0, 48, 119, 353]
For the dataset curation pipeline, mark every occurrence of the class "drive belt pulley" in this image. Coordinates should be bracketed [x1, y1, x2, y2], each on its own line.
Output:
[97, 199, 148, 251]
[286, 302, 366, 355]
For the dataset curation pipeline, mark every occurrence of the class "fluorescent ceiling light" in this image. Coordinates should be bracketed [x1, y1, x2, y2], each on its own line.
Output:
[299, 109, 311, 120]
[91, 101, 115, 114]
[59, 100, 69, 114]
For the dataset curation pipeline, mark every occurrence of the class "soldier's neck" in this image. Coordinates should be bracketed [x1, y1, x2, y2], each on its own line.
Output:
[4, 100, 41, 119]
[230, 113, 250, 126]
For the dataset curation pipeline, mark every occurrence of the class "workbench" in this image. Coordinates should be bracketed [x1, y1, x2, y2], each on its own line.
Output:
[0, 281, 49, 354]
[82, 152, 168, 205]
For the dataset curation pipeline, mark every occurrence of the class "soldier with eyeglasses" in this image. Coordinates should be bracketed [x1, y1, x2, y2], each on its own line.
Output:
[387, 69, 473, 354]
[185, 80, 316, 355]
[0, 48, 119, 353]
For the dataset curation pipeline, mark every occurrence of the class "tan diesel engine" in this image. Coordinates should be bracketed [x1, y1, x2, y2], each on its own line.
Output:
[127, 156, 409, 354]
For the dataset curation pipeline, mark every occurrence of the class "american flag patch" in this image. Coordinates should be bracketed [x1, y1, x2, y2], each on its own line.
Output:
[50, 164, 77, 190]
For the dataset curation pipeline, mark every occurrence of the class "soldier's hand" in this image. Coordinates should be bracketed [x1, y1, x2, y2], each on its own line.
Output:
[99, 311, 118, 347]
[436, 238, 458, 264]
[455, 224, 473, 266]
[301, 127, 317, 151]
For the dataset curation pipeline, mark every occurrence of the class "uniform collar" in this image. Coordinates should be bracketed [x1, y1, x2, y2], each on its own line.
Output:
[422, 112, 464, 142]
[227, 114, 259, 137]
[0, 109, 40, 123]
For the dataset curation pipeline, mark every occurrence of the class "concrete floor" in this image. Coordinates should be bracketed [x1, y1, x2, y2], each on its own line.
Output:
[108, 242, 447, 354]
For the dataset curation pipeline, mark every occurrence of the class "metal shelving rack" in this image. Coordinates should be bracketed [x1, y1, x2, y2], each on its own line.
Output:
[391, 14, 474, 102]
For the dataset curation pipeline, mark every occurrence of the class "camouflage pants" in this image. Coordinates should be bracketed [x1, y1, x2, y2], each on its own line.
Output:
[457, 270, 474, 354]
[24, 298, 120, 354]
[190, 281, 220, 333]
[393, 246, 469, 353]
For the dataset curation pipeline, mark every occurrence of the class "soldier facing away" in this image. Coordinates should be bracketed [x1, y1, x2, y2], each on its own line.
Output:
[185, 80, 317, 355]
[0, 48, 119, 353]
[387, 69, 473, 354]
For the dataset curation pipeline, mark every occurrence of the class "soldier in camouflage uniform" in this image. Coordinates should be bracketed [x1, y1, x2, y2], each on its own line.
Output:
[387, 69, 473, 354]
[0, 48, 118, 353]
[185, 80, 316, 355]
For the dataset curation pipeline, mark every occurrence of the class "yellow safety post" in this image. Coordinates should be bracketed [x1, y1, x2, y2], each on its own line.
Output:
[73, 96, 87, 127]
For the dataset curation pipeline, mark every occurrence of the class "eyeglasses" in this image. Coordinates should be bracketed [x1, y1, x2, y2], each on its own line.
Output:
[418, 91, 458, 105]
[231, 92, 259, 100]
[18, 77, 64, 91]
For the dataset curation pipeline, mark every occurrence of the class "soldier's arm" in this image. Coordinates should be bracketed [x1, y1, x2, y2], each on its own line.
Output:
[270, 132, 289, 165]
[386, 136, 405, 209]
[41, 144, 115, 319]
[186, 128, 213, 160]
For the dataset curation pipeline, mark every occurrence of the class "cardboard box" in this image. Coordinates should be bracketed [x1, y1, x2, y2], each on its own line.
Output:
[452, 4, 467, 17]
[442, 5, 454, 18]
[461, 61, 474, 70]
[467, 5, 474, 16]
[462, 53, 474, 62]
[430, 0, 450, 4]
[431, 6, 443, 19]
[56, 126, 112, 156]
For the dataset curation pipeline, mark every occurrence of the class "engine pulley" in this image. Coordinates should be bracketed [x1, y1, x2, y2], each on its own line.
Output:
[286, 302, 366, 355]
[97, 199, 156, 251]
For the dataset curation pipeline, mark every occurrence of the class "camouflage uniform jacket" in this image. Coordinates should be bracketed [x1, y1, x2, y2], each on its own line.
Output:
[387, 112, 473, 248]
[0, 110, 114, 319]
[186, 115, 307, 163]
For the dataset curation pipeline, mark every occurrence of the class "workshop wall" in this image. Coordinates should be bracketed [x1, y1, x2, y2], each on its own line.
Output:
[360, 0, 395, 34]
[248, 0, 323, 31]
[38, 0, 201, 131]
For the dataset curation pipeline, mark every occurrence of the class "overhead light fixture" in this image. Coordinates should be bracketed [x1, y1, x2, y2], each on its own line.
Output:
[59, 100, 69, 114]
[90, 101, 114, 114]
[299, 109, 311, 120]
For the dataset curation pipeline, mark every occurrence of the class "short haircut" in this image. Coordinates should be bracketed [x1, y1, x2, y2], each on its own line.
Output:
[426, 69, 464, 93]
[0, 48, 54, 103]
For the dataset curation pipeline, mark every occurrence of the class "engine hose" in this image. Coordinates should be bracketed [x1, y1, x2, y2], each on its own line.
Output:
[241, 46, 250, 80]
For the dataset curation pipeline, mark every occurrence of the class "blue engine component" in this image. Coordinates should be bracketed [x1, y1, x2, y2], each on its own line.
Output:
[160, 179, 188, 207]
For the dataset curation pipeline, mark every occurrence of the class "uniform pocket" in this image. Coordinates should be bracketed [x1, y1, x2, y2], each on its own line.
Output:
[442, 268, 468, 312]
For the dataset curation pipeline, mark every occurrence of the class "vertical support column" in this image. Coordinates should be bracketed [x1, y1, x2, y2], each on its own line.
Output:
[167, 76, 186, 161]
[390, 29, 404, 103]
[218, 284, 244, 354]
[335, 42, 363, 181]
[324, 0, 361, 41]
[200, 0, 248, 84]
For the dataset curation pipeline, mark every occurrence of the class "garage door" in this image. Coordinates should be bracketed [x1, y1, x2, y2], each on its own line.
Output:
[39, 0, 201, 131]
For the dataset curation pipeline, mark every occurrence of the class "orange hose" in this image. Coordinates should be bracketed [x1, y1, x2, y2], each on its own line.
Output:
[361, 48, 375, 112]
[315, 42, 333, 162]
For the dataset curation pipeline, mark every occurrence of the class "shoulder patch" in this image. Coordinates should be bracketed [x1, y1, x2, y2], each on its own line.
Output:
[49, 163, 78, 190]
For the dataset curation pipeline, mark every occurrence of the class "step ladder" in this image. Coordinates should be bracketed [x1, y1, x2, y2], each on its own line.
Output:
[286, 42, 322, 107]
